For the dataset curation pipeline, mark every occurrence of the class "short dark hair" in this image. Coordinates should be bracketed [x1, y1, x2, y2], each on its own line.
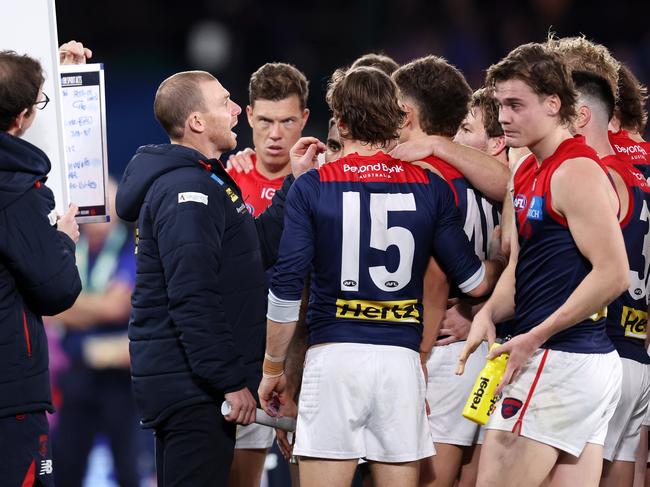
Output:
[326, 66, 405, 146]
[616, 63, 648, 133]
[572, 70, 615, 122]
[249, 63, 309, 110]
[0, 51, 44, 132]
[154, 70, 216, 139]
[351, 53, 399, 76]
[471, 88, 503, 138]
[486, 42, 577, 126]
[393, 55, 472, 137]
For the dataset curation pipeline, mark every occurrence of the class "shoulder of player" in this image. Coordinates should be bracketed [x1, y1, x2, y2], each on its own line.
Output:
[411, 160, 443, 178]
[553, 156, 607, 180]
[550, 157, 611, 201]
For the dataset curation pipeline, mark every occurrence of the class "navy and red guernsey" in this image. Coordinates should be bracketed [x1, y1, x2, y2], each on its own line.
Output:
[602, 155, 650, 364]
[268, 152, 485, 351]
[422, 155, 514, 337]
[609, 130, 650, 179]
[422, 156, 501, 261]
[226, 154, 285, 217]
[512, 136, 614, 353]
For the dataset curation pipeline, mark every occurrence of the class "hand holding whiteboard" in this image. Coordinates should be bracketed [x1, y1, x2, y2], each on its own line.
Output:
[60, 63, 109, 223]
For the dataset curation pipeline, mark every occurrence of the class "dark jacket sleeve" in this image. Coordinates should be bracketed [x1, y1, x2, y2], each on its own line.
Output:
[255, 173, 295, 269]
[153, 181, 247, 394]
[0, 187, 81, 316]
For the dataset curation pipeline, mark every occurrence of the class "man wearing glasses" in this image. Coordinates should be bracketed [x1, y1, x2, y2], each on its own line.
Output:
[0, 42, 88, 486]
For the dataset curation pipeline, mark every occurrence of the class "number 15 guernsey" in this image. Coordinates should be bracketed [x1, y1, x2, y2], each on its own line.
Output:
[269, 152, 485, 351]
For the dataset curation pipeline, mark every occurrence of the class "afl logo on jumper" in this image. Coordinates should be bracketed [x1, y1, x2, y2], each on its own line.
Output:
[513, 194, 527, 212]
[501, 397, 523, 419]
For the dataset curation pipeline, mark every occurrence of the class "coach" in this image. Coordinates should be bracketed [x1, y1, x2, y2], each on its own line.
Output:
[116, 70, 313, 486]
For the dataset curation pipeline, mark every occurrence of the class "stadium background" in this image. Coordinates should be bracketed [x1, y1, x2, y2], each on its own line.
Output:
[54, 0, 650, 485]
[57, 0, 650, 179]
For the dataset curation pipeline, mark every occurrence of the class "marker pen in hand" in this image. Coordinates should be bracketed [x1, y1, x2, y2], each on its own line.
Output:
[221, 401, 297, 432]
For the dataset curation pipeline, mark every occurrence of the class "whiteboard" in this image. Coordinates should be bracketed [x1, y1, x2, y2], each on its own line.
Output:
[60, 64, 109, 222]
[0, 0, 69, 214]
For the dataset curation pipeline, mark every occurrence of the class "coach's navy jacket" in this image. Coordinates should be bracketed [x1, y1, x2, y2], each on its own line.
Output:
[116, 143, 290, 428]
[0, 132, 82, 417]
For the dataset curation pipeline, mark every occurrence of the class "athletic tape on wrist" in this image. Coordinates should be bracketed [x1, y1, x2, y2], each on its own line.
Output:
[264, 352, 286, 363]
[263, 356, 285, 378]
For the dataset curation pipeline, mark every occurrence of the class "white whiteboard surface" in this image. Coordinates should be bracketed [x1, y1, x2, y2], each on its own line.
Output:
[0, 0, 69, 214]
[60, 64, 109, 222]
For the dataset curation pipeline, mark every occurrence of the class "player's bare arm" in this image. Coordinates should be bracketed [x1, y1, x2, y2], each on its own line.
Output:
[489, 157, 629, 392]
[457, 214, 519, 375]
[420, 258, 449, 362]
[258, 319, 297, 416]
[391, 135, 509, 201]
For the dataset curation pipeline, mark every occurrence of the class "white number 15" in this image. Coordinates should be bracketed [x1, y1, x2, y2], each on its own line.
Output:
[341, 192, 416, 292]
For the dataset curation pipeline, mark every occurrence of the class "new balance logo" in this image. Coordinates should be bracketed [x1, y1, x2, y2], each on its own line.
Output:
[39, 459, 53, 475]
[335, 299, 420, 323]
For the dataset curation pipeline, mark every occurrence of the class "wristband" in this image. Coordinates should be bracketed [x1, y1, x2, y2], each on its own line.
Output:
[263, 353, 286, 378]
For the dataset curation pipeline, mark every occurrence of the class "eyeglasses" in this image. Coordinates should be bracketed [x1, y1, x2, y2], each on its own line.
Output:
[34, 92, 50, 110]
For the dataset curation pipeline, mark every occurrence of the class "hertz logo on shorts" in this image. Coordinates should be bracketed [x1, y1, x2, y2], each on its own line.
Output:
[621, 306, 647, 340]
[335, 299, 420, 323]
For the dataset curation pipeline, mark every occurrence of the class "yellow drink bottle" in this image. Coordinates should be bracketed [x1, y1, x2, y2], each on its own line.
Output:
[462, 343, 509, 425]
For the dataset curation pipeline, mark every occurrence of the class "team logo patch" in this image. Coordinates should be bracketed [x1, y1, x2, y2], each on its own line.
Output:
[225, 187, 239, 203]
[526, 196, 543, 221]
[178, 192, 208, 205]
[335, 298, 420, 323]
[501, 397, 523, 419]
[513, 194, 527, 212]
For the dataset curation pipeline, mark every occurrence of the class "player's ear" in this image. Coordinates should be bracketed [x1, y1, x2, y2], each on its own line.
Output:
[300, 108, 310, 129]
[400, 101, 416, 129]
[337, 119, 349, 139]
[487, 135, 506, 157]
[246, 105, 254, 128]
[574, 105, 590, 130]
[545, 94, 561, 118]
